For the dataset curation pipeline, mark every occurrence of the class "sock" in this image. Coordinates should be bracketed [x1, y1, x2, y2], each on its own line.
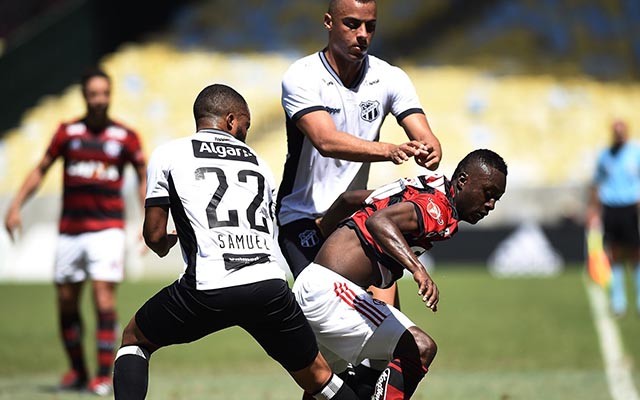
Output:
[96, 310, 118, 377]
[311, 373, 358, 400]
[610, 263, 627, 315]
[349, 364, 383, 398]
[113, 346, 150, 400]
[60, 312, 87, 376]
[372, 357, 427, 400]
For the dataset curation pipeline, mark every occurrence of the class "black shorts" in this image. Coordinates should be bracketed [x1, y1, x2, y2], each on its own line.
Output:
[135, 279, 319, 372]
[278, 218, 325, 278]
[602, 205, 640, 247]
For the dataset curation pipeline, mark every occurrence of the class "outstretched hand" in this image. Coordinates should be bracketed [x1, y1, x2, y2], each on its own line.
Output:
[413, 269, 439, 312]
[389, 141, 430, 165]
[414, 143, 440, 170]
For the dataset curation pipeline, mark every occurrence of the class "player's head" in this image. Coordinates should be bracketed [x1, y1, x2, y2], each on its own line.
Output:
[80, 68, 111, 117]
[611, 119, 628, 146]
[193, 84, 251, 142]
[451, 149, 507, 225]
[325, 0, 376, 62]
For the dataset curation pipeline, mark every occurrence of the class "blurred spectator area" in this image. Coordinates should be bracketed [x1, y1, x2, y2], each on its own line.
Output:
[1, 0, 639, 250]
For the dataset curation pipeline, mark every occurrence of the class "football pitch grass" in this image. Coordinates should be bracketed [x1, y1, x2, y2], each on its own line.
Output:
[0, 265, 638, 399]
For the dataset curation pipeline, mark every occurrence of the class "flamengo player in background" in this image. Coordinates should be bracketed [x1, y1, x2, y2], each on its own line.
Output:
[112, 84, 359, 400]
[293, 149, 507, 399]
[4, 68, 146, 396]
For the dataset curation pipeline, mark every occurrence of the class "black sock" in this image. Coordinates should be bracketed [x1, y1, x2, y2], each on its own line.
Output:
[60, 312, 86, 376]
[113, 346, 150, 400]
[311, 373, 358, 400]
[371, 357, 427, 399]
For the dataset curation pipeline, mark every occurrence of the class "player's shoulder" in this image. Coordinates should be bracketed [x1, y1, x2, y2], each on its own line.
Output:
[108, 119, 140, 139]
[57, 118, 85, 136]
[284, 52, 323, 79]
[367, 54, 405, 74]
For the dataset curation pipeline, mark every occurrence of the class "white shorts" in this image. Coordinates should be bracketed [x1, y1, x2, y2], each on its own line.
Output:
[54, 228, 125, 284]
[292, 262, 415, 372]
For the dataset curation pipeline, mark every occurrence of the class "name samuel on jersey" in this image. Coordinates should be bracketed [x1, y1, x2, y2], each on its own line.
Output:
[217, 233, 271, 251]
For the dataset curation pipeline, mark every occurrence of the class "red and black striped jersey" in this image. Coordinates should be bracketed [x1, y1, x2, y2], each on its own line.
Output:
[46, 119, 144, 234]
[341, 173, 459, 288]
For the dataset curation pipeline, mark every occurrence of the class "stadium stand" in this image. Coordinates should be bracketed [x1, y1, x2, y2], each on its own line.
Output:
[1, 0, 640, 278]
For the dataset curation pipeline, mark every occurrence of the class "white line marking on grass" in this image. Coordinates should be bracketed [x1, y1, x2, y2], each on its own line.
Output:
[585, 279, 639, 400]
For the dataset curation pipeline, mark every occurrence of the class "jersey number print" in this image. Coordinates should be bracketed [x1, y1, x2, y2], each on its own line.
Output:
[194, 167, 270, 233]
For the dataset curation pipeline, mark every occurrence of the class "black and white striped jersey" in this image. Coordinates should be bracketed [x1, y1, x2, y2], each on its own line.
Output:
[277, 51, 425, 226]
[145, 129, 285, 290]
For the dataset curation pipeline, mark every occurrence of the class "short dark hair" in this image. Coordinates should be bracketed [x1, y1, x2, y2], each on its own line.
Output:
[80, 67, 110, 91]
[453, 149, 508, 178]
[193, 84, 249, 122]
[328, 0, 376, 14]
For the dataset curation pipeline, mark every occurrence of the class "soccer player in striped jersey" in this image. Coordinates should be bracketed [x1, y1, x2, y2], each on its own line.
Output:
[4, 68, 146, 395]
[113, 84, 359, 400]
[293, 149, 507, 399]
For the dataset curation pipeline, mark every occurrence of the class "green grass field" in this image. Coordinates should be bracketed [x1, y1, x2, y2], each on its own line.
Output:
[0, 265, 638, 399]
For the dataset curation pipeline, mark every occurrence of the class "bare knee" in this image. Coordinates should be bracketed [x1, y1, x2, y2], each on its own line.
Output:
[396, 327, 437, 368]
[120, 317, 159, 354]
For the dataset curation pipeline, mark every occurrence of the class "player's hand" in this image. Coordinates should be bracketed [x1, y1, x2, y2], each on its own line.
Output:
[4, 208, 22, 242]
[413, 269, 439, 312]
[388, 141, 427, 165]
[414, 143, 440, 170]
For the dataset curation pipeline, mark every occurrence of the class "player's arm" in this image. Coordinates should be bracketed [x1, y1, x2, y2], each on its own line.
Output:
[400, 112, 442, 170]
[296, 110, 426, 164]
[365, 202, 438, 312]
[142, 205, 177, 258]
[134, 163, 147, 209]
[4, 152, 56, 241]
[316, 189, 373, 237]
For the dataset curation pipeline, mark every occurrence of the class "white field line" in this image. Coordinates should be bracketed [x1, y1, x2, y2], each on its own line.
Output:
[585, 278, 639, 400]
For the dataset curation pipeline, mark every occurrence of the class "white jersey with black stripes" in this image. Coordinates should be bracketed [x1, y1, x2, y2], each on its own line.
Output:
[145, 128, 285, 290]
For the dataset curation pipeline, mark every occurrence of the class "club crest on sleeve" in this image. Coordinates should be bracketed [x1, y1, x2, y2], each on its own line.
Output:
[426, 199, 444, 225]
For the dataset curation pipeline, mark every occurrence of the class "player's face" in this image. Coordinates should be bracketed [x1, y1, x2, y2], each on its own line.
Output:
[455, 164, 506, 225]
[325, 0, 377, 62]
[83, 76, 111, 117]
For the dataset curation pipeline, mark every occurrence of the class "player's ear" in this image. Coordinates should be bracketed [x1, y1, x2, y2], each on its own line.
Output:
[456, 171, 468, 190]
[225, 113, 236, 133]
[324, 13, 333, 30]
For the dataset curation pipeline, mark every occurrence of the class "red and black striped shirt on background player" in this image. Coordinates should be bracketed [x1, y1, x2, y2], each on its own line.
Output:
[46, 119, 144, 234]
[340, 174, 459, 288]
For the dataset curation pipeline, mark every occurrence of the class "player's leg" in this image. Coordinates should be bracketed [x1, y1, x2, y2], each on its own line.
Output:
[278, 219, 325, 278]
[604, 208, 628, 316]
[113, 315, 159, 400]
[244, 278, 357, 399]
[53, 233, 89, 390]
[86, 228, 125, 395]
[90, 280, 118, 395]
[370, 326, 436, 399]
[56, 281, 88, 389]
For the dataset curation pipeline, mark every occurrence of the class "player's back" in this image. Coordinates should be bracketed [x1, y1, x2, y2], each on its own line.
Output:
[146, 129, 285, 290]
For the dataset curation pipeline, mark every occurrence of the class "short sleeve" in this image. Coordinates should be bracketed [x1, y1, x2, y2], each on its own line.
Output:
[388, 66, 424, 122]
[145, 145, 171, 207]
[124, 129, 145, 167]
[281, 60, 325, 121]
[46, 124, 67, 159]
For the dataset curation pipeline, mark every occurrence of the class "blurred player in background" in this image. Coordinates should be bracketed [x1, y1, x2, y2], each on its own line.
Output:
[4, 68, 146, 396]
[112, 84, 359, 400]
[293, 149, 507, 399]
[588, 119, 640, 316]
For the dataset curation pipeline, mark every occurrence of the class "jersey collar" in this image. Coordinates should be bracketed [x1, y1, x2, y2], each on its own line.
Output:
[197, 128, 236, 140]
[318, 49, 368, 89]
